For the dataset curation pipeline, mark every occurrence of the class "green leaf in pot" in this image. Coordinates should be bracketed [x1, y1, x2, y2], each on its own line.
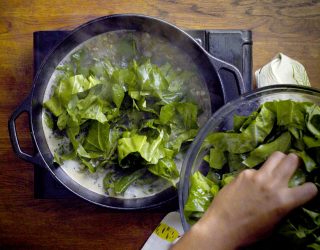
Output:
[148, 158, 179, 187]
[117, 130, 166, 165]
[113, 168, 147, 195]
[43, 30, 207, 197]
[115, 36, 137, 61]
[159, 102, 199, 130]
[166, 129, 199, 154]
[83, 121, 119, 160]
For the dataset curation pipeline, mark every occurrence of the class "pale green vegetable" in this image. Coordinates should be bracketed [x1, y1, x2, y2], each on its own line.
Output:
[44, 46, 201, 194]
[186, 100, 320, 249]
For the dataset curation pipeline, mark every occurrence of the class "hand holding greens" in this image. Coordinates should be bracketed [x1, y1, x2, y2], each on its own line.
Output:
[185, 100, 320, 249]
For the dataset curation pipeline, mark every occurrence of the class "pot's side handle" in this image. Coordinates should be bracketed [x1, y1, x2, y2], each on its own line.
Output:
[8, 95, 41, 165]
[208, 55, 246, 102]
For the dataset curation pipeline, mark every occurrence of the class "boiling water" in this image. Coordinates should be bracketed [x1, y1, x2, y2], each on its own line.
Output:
[42, 31, 211, 198]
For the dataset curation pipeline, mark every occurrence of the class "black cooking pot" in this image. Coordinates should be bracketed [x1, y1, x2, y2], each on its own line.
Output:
[8, 14, 245, 210]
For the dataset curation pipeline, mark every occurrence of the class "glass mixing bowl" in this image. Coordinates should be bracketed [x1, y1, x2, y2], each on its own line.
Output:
[178, 84, 320, 231]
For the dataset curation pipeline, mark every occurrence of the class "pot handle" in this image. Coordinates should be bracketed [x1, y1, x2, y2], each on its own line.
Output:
[8, 95, 42, 165]
[209, 55, 246, 102]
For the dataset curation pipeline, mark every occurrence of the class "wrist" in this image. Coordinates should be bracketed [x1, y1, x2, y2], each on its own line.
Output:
[172, 215, 242, 250]
[194, 216, 239, 250]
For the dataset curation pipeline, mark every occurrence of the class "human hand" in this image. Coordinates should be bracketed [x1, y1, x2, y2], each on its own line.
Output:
[172, 152, 318, 250]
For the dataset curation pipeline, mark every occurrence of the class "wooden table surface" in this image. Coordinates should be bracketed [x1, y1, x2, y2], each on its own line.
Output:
[1, 1, 319, 249]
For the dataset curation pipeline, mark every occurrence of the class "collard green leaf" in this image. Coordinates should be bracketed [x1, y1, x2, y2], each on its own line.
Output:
[160, 63, 190, 94]
[289, 127, 303, 140]
[57, 111, 69, 130]
[278, 218, 315, 241]
[115, 36, 137, 61]
[210, 185, 220, 196]
[233, 114, 248, 132]
[243, 132, 292, 168]
[53, 151, 77, 165]
[117, 130, 166, 165]
[205, 104, 276, 153]
[290, 150, 318, 173]
[136, 60, 168, 92]
[43, 94, 63, 117]
[103, 171, 115, 190]
[184, 171, 215, 219]
[135, 97, 160, 115]
[167, 129, 199, 153]
[308, 243, 320, 250]
[303, 209, 320, 226]
[227, 153, 247, 172]
[307, 105, 320, 139]
[304, 136, 320, 148]
[81, 157, 97, 173]
[44, 54, 201, 194]
[186, 100, 320, 249]
[117, 134, 147, 163]
[67, 129, 91, 159]
[206, 170, 221, 185]
[204, 147, 226, 170]
[112, 67, 136, 91]
[242, 104, 276, 146]
[43, 112, 54, 129]
[60, 75, 96, 106]
[274, 100, 309, 130]
[239, 111, 258, 132]
[148, 158, 179, 186]
[221, 172, 237, 186]
[83, 121, 119, 160]
[80, 101, 108, 124]
[114, 168, 147, 194]
[44, 74, 101, 117]
[290, 127, 306, 151]
[159, 102, 198, 130]
[112, 83, 125, 108]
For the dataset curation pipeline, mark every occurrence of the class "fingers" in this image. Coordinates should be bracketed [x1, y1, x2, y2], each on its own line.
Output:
[259, 152, 301, 186]
[275, 153, 301, 184]
[260, 152, 318, 212]
[259, 151, 286, 174]
[284, 182, 318, 210]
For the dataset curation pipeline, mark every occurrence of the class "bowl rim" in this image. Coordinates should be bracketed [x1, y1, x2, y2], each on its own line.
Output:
[178, 84, 320, 231]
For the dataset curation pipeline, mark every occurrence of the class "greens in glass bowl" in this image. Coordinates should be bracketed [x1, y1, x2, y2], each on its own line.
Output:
[179, 85, 320, 250]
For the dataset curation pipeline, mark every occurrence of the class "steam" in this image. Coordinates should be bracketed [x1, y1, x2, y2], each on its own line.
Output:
[42, 15, 212, 125]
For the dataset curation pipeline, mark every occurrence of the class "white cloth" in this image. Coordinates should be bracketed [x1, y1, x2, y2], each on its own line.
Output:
[255, 53, 310, 88]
